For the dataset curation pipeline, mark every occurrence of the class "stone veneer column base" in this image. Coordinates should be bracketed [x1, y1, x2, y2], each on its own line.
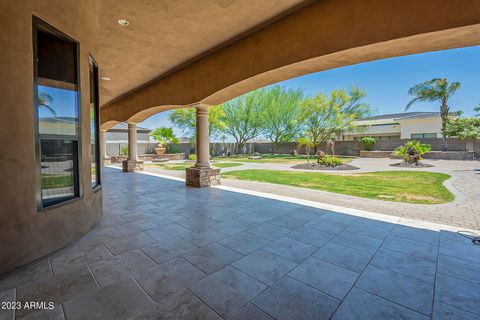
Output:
[122, 160, 144, 172]
[186, 167, 221, 187]
[102, 157, 112, 166]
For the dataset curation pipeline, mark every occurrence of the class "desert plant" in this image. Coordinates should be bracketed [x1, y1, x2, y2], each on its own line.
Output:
[394, 140, 431, 164]
[120, 146, 128, 156]
[188, 154, 197, 161]
[150, 127, 179, 146]
[298, 137, 315, 164]
[326, 139, 335, 155]
[360, 137, 376, 151]
[318, 154, 343, 167]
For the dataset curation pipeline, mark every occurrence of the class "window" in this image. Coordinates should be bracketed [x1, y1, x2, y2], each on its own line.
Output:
[89, 56, 101, 188]
[379, 135, 401, 140]
[33, 17, 81, 209]
[353, 135, 400, 141]
[423, 133, 437, 139]
[411, 133, 437, 139]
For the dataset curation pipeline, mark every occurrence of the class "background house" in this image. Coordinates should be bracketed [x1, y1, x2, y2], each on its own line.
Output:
[39, 117, 77, 136]
[106, 123, 151, 142]
[341, 112, 442, 141]
[105, 123, 155, 156]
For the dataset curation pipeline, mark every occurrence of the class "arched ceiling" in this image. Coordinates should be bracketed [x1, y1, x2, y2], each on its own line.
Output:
[98, 0, 480, 128]
[96, 0, 310, 105]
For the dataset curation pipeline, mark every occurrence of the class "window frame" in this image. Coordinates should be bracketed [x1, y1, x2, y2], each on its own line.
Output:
[411, 133, 437, 139]
[423, 133, 437, 139]
[89, 54, 101, 191]
[33, 16, 83, 211]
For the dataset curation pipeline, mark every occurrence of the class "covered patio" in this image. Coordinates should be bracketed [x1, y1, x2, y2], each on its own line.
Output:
[1, 167, 479, 319]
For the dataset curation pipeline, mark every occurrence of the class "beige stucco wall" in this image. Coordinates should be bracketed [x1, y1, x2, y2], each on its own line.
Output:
[342, 118, 400, 141]
[398, 117, 443, 139]
[342, 117, 442, 141]
[0, 0, 102, 275]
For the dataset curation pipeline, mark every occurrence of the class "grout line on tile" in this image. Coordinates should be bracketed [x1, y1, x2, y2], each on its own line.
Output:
[131, 275, 155, 304]
[86, 265, 101, 289]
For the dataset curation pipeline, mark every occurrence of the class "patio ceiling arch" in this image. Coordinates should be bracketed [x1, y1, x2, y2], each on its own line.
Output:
[99, 0, 480, 129]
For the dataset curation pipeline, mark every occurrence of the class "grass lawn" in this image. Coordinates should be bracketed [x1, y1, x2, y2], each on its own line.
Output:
[213, 154, 353, 164]
[151, 162, 243, 170]
[42, 174, 72, 189]
[222, 170, 454, 204]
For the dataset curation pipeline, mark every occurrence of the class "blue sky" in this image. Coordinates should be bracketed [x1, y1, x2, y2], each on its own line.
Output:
[140, 46, 480, 135]
[38, 85, 78, 118]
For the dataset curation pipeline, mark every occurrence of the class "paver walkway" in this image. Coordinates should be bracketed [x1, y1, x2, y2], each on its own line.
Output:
[1, 167, 479, 319]
[144, 158, 480, 229]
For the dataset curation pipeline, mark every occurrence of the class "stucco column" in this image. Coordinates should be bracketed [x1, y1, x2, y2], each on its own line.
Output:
[127, 122, 138, 161]
[122, 122, 143, 172]
[186, 103, 220, 187]
[195, 104, 211, 168]
[100, 130, 110, 165]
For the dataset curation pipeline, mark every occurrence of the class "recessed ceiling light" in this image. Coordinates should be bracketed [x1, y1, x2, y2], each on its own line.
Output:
[101, 76, 111, 81]
[118, 19, 129, 26]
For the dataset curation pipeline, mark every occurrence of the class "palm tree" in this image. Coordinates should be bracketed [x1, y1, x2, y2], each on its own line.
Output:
[474, 104, 480, 117]
[150, 127, 179, 146]
[38, 92, 56, 116]
[406, 78, 460, 151]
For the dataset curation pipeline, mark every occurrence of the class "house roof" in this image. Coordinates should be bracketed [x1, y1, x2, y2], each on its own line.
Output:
[107, 123, 151, 133]
[39, 117, 77, 123]
[361, 112, 440, 121]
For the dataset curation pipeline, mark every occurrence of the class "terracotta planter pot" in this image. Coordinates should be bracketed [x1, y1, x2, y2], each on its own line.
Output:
[155, 144, 166, 156]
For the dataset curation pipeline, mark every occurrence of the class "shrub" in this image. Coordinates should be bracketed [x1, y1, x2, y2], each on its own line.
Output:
[188, 154, 197, 161]
[318, 154, 343, 167]
[360, 137, 376, 151]
[166, 144, 180, 154]
[120, 146, 128, 156]
[394, 140, 431, 163]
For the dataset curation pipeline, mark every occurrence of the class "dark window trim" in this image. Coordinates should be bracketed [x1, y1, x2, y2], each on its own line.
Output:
[411, 133, 438, 139]
[32, 16, 83, 211]
[89, 54, 101, 190]
[37, 196, 82, 213]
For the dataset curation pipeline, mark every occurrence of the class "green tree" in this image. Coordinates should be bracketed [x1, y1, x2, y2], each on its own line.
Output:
[168, 109, 194, 137]
[149, 127, 179, 146]
[299, 87, 371, 153]
[168, 106, 226, 139]
[262, 85, 304, 151]
[221, 89, 266, 153]
[38, 92, 56, 116]
[445, 117, 480, 139]
[406, 78, 461, 150]
[474, 104, 480, 117]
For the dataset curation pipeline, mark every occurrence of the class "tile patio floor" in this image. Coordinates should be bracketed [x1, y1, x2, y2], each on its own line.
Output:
[1, 167, 480, 319]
